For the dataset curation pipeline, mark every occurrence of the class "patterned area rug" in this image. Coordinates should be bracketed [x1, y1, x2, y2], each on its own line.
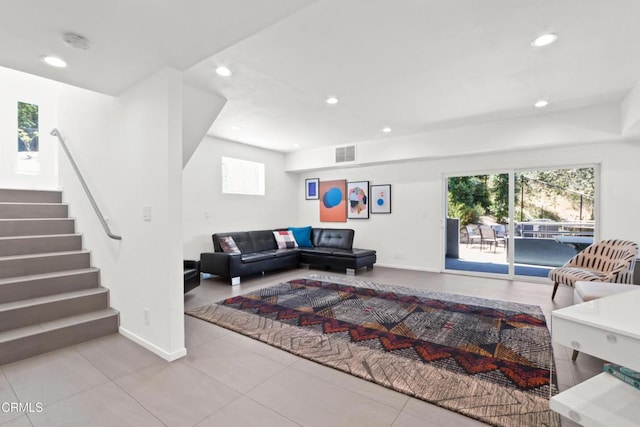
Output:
[187, 276, 559, 427]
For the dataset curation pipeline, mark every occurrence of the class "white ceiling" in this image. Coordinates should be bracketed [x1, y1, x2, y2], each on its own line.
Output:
[0, 0, 317, 95]
[3, 0, 640, 153]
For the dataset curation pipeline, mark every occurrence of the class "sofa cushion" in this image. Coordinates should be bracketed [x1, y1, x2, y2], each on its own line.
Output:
[289, 226, 313, 248]
[213, 232, 254, 254]
[273, 249, 300, 258]
[241, 252, 276, 263]
[300, 247, 334, 255]
[273, 230, 299, 249]
[329, 248, 377, 258]
[312, 228, 354, 250]
[249, 230, 278, 252]
[219, 236, 241, 254]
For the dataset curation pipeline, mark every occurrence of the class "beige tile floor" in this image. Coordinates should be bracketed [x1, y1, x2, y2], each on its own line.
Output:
[0, 267, 599, 426]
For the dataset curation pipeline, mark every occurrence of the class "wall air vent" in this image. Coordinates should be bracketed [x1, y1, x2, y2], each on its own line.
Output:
[335, 145, 356, 163]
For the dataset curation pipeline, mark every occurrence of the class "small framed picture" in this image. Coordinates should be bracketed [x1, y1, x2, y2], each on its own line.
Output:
[305, 178, 320, 200]
[370, 184, 391, 214]
[347, 181, 369, 219]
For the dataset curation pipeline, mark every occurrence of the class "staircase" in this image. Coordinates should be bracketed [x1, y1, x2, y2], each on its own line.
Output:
[0, 188, 119, 365]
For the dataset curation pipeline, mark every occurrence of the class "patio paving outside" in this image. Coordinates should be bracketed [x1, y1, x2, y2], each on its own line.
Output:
[458, 242, 508, 263]
[446, 241, 551, 278]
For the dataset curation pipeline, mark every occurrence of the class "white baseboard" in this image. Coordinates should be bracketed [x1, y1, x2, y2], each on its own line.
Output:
[118, 327, 187, 362]
[374, 263, 440, 273]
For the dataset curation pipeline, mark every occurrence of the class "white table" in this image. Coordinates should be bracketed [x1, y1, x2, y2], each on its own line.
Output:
[550, 289, 640, 426]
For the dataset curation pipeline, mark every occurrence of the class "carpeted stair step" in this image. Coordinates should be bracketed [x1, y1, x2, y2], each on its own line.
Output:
[0, 218, 75, 237]
[0, 268, 100, 304]
[0, 251, 91, 279]
[0, 287, 110, 333]
[0, 189, 62, 204]
[0, 234, 82, 257]
[0, 202, 68, 219]
[0, 308, 119, 366]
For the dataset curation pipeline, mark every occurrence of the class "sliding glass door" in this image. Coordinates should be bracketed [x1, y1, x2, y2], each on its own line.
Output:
[445, 166, 596, 279]
[445, 173, 509, 276]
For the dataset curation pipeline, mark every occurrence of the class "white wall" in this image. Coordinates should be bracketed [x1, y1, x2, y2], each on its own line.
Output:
[0, 67, 60, 189]
[56, 68, 185, 361]
[182, 85, 226, 166]
[622, 79, 640, 134]
[295, 140, 640, 272]
[183, 136, 298, 259]
[285, 103, 621, 172]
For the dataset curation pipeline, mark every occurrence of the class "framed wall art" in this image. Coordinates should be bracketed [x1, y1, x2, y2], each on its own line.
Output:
[347, 181, 369, 219]
[319, 179, 347, 222]
[370, 184, 391, 214]
[305, 178, 320, 200]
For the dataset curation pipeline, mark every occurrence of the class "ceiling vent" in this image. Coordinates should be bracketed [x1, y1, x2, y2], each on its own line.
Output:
[335, 145, 356, 163]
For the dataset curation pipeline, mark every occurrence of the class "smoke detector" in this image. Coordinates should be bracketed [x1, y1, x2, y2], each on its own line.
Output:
[63, 33, 90, 50]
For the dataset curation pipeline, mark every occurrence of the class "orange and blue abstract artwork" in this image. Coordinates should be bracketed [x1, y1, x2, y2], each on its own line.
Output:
[319, 180, 347, 222]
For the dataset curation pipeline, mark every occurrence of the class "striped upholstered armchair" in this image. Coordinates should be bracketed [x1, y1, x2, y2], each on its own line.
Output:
[549, 239, 638, 300]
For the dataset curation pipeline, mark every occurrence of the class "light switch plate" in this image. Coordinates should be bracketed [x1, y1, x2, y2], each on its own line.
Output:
[143, 205, 151, 221]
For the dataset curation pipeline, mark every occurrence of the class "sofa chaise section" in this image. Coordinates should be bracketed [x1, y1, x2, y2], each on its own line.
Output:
[299, 228, 376, 274]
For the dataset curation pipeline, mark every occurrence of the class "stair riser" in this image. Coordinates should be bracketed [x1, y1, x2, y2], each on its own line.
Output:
[0, 315, 118, 366]
[0, 204, 68, 219]
[0, 219, 75, 237]
[0, 270, 99, 304]
[0, 291, 109, 332]
[0, 189, 62, 204]
[0, 235, 82, 257]
[0, 252, 90, 279]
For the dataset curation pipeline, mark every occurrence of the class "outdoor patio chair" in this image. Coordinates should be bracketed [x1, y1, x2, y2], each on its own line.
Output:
[465, 224, 481, 247]
[479, 225, 506, 253]
[548, 239, 638, 300]
[492, 224, 507, 238]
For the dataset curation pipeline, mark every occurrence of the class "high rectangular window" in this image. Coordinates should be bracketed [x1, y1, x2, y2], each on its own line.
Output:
[17, 101, 40, 173]
[221, 157, 265, 195]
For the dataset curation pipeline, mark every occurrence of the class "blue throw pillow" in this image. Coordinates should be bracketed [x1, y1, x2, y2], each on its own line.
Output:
[289, 226, 313, 248]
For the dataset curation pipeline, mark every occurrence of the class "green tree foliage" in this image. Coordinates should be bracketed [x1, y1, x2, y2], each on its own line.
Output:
[447, 176, 491, 226]
[489, 174, 509, 223]
[448, 199, 484, 226]
[17, 101, 39, 152]
[18, 102, 38, 128]
[448, 168, 594, 225]
[522, 168, 594, 198]
[518, 168, 594, 220]
[447, 176, 490, 209]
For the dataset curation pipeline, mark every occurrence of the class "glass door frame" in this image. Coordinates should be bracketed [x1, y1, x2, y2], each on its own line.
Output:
[443, 163, 600, 281]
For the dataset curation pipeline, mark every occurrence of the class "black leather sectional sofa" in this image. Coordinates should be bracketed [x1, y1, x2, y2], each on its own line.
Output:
[200, 228, 376, 285]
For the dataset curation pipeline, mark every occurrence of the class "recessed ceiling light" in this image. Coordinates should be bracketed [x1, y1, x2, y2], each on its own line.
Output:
[215, 66, 232, 77]
[41, 56, 67, 68]
[382, 127, 392, 133]
[293, 143, 300, 148]
[231, 126, 241, 131]
[531, 33, 558, 47]
[534, 100, 549, 108]
[326, 97, 339, 105]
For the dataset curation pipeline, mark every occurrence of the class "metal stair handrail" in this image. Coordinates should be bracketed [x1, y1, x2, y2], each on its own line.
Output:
[50, 128, 122, 240]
